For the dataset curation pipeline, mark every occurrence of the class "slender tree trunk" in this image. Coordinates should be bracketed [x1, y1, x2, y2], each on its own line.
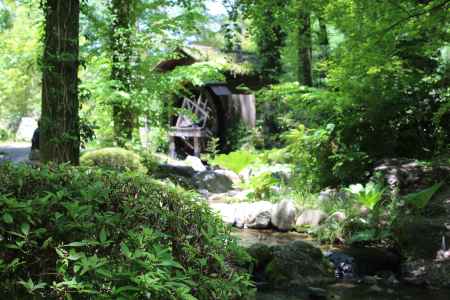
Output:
[317, 16, 329, 83]
[41, 0, 80, 164]
[110, 0, 135, 146]
[318, 17, 329, 60]
[298, 10, 313, 86]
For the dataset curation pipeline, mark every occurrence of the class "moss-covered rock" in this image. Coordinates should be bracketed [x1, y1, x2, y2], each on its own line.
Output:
[266, 241, 334, 288]
[247, 241, 334, 290]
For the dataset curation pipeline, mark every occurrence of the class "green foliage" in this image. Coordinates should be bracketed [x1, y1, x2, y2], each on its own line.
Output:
[345, 182, 385, 210]
[0, 2, 41, 123]
[0, 163, 254, 299]
[80, 147, 146, 173]
[209, 150, 257, 174]
[139, 150, 160, 174]
[223, 120, 254, 152]
[201, 137, 220, 161]
[246, 172, 280, 201]
[285, 124, 336, 191]
[0, 128, 11, 141]
[402, 182, 443, 210]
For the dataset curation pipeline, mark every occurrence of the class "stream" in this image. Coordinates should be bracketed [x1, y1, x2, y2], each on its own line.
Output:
[257, 283, 450, 300]
[232, 229, 450, 300]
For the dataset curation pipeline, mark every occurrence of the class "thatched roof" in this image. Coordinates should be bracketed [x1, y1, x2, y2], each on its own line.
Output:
[155, 44, 259, 75]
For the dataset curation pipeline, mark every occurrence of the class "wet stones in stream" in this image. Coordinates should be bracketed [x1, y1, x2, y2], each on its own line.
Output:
[246, 239, 405, 300]
[325, 247, 401, 280]
[247, 240, 335, 290]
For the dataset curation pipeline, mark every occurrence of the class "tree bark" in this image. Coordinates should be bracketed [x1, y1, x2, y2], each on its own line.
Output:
[110, 0, 135, 146]
[41, 0, 80, 164]
[298, 9, 313, 86]
[317, 16, 329, 83]
[318, 16, 329, 60]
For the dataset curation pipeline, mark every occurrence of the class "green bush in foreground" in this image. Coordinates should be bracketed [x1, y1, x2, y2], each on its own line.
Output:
[0, 163, 254, 299]
[80, 147, 146, 173]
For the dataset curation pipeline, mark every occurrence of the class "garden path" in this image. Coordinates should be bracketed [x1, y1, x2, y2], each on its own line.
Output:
[0, 142, 30, 163]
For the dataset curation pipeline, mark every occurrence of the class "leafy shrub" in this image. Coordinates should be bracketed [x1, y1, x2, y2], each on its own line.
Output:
[258, 83, 370, 190]
[210, 150, 257, 174]
[246, 172, 280, 201]
[80, 147, 146, 173]
[285, 124, 336, 191]
[345, 182, 385, 210]
[0, 128, 11, 141]
[222, 120, 258, 152]
[256, 83, 340, 148]
[0, 163, 254, 299]
[139, 150, 160, 174]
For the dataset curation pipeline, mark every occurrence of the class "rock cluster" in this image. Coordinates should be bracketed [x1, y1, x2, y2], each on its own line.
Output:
[210, 199, 299, 230]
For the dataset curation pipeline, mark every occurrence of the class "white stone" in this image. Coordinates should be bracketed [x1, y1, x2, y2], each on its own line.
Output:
[271, 199, 297, 231]
[209, 203, 236, 225]
[184, 155, 207, 172]
[214, 169, 241, 185]
[246, 201, 273, 229]
[234, 202, 254, 228]
[296, 209, 328, 227]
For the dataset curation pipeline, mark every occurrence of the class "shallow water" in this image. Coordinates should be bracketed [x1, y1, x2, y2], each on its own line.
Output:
[257, 283, 450, 300]
[231, 228, 320, 248]
[232, 229, 450, 300]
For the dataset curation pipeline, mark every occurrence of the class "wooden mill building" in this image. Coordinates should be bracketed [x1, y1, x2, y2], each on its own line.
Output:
[156, 45, 264, 158]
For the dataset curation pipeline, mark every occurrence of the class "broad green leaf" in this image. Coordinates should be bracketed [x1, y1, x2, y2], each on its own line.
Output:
[99, 228, 107, 243]
[20, 223, 30, 236]
[402, 182, 443, 210]
[2, 213, 13, 224]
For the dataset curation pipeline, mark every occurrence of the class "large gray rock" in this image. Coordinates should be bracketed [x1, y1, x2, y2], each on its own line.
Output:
[246, 201, 273, 229]
[209, 203, 236, 225]
[234, 202, 254, 228]
[271, 199, 297, 231]
[296, 209, 328, 227]
[194, 170, 233, 193]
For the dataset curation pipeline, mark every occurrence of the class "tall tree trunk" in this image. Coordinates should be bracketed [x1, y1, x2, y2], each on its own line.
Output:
[41, 0, 80, 164]
[317, 16, 329, 83]
[298, 10, 313, 86]
[318, 17, 329, 60]
[110, 0, 134, 146]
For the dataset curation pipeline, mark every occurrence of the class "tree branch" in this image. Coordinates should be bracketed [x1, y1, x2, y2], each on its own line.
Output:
[381, 0, 450, 34]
